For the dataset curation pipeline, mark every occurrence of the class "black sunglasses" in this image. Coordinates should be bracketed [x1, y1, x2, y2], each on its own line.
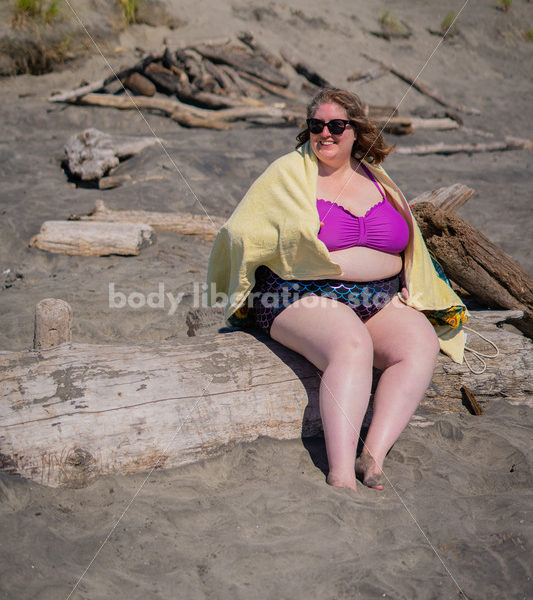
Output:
[306, 118, 353, 135]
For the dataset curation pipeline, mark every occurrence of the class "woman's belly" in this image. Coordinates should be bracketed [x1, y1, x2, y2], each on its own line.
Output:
[329, 246, 403, 281]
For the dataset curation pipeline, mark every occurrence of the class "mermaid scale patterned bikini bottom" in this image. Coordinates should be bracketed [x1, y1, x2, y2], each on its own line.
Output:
[252, 266, 401, 333]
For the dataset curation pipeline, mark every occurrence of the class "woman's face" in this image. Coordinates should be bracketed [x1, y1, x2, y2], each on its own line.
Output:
[309, 101, 356, 169]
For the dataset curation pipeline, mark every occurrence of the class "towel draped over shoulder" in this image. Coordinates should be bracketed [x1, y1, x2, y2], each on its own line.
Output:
[207, 142, 468, 363]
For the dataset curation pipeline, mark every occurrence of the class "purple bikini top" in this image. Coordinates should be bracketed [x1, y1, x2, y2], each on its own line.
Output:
[317, 164, 409, 254]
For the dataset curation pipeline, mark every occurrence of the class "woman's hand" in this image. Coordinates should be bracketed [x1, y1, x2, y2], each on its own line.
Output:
[400, 286, 409, 300]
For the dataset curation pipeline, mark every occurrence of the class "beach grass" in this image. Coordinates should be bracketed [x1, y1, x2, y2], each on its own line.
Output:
[12, 0, 60, 24]
[118, 0, 139, 24]
[440, 10, 457, 33]
[497, 0, 513, 12]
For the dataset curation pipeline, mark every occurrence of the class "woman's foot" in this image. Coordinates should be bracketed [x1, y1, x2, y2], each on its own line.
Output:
[326, 472, 358, 492]
[355, 452, 384, 490]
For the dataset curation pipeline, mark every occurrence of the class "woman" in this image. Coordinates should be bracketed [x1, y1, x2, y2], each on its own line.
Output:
[207, 88, 467, 492]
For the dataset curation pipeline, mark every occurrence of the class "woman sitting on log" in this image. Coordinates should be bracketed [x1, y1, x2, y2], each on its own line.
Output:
[207, 88, 467, 492]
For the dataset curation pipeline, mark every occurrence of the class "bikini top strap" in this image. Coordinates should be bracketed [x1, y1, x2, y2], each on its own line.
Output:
[359, 162, 387, 202]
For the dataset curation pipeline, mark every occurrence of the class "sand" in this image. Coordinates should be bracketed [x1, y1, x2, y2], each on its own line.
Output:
[1, 0, 532, 598]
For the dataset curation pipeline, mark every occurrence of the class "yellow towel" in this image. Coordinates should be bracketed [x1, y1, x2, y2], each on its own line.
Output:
[207, 142, 468, 363]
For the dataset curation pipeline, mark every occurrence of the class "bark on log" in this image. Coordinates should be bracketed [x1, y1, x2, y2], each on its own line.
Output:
[409, 183, 474, 213]
[72, 199, 224, 241]
[396, 137, 533, 156]
[0, 310, 529, 487]
[29, 221, 155, 256]
[412, 203, 533, 337]
[63, 128, 162, 182]
[34, 299, 72, 350]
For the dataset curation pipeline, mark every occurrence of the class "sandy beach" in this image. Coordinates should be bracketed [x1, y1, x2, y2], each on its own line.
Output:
[1, 0, 532, 598]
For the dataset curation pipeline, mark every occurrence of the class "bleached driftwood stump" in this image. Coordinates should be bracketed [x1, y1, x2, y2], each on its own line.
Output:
[0, 311, 530, 488]
[34, 299, 72, 350]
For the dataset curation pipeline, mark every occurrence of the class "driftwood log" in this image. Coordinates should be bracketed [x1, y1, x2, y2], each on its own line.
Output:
[72, 199, 224, 241]
[74, 93, 301, 130]
[29, 221, 154, 256]
[63, 128, 162, 182]
[412, 203, 533, 338]
[396, 137, 533, 156]
[0, 310, 530, 488]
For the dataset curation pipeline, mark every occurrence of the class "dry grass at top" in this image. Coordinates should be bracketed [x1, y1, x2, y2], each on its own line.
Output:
[11, 0, 61, 27]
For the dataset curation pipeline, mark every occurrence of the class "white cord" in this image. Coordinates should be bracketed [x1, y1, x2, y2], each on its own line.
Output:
[463, 325, 500, 374]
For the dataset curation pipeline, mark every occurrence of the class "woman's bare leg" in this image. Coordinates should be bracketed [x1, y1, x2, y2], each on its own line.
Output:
[356, 299, 440, 489]
[270, 297, 374, 491]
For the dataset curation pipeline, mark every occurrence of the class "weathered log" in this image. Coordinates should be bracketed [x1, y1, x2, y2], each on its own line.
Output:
[409, 183, 474, 213]
[29, 221, 154, 256]
[396, 137, 533, 155]
[73, 93, 256, 125]
[202, 58, 239, 95]
[238, 71, 297, 100]
[143, 62, 180, 95]
[361, 53, 480, 115]
[121, 71, 156, 97]
[63, 128, 162, 182]
[193, 44, 290, 88]
[366, 105, 398, 118]
[34, 299, 72, 350]
[348, 65, 389, 83]
[412, 202, 533, 337]
[0, 310, 529, 488]
[280, 47, 331, 88]
[219, 65, 253, 95]
[72, 199, 224, 241]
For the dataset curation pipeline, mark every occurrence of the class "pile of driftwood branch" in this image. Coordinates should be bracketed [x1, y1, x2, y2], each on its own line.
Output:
[48, 34, 461, 136]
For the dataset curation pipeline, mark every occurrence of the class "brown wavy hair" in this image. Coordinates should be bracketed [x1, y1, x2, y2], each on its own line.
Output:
[296, 88, 394, 164]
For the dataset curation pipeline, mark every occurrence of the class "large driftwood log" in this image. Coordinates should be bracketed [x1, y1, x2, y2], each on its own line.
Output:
[396, 137, 533, 156]
[413, 203, 533, 337]
[409, 183, 474, 213]
[29, 221, 154, 256]
[0, 311, 530, 487]
[72, 200, 224, 241]
[75, 93, 302, 129]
